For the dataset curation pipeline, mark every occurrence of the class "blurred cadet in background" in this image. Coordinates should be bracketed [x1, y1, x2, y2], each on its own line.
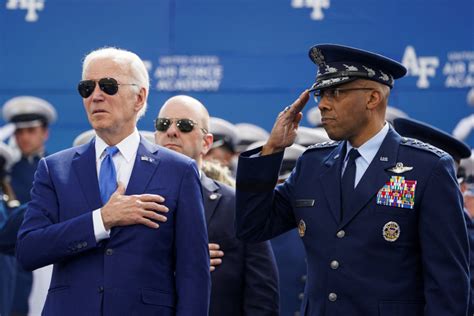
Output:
[453, 87, 474, 143]
[248, 140, 308, 316]
[384, 106, 408, 125]
[393, 116, 473, 315]
[0, 127, 26, 316]
[205, 117, 239, 174]
[155, 95, 279, 316]
[234, 123, 269, 153]
[460, 152, 474, 218]
[1, 96, 56, 316]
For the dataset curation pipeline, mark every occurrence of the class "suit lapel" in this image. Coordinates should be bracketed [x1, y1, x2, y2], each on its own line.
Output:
[201, 174, 222, 224]
[340, 128, 402, 227]
[72, 140, 102, 210]
[319, 143, 345, 224]
[125, 138, 161, 196]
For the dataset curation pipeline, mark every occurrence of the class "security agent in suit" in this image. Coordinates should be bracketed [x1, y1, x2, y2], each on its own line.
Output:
[154, 95, 279, 316]
[235, 44, 470, 315]
[16, 47, 210, 315]
[393, 117, 474, 316]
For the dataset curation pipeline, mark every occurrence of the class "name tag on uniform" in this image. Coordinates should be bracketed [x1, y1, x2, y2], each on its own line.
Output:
[295, 199, 315, 208]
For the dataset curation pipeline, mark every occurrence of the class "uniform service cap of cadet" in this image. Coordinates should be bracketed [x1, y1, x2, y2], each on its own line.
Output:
[209, 117, 239, 153]
[393, 117, 471, 163]
[308, 44, 407, 91]
[235, 123, 269, 152]
[2, 96, 57, 129]
[246, 141, 306, 181]
[73, 129, 155, 147]
[295, 126, 330, 147]
[385, 106, 408, 125]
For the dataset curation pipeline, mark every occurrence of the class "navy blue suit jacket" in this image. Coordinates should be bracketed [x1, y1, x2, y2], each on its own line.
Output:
[201, 174, 279, 316]
[16, 138, 211, 316]
[236, 127, 469, 316]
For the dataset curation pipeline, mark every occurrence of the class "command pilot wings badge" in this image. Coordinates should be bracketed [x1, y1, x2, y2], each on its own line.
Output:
[387, 162, 413, 174]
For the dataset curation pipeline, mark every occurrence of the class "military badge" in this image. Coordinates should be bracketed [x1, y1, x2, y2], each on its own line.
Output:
[383, 221, 400, 242]
[298, 219, 306, 237]
[377, 176, 416, 209]
[387, 162, 413, 174]
[310, 47, 326, 68]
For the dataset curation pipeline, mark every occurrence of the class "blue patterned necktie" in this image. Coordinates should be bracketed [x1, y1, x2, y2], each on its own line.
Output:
[99, 146, 119, 204]
[341, 148, 360, 221]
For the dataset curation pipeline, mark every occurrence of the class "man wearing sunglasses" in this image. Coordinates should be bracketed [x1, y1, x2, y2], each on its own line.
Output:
[235, 44, 469, 315]
[16, 48, 211, 316]
[155, 95, 279, 316]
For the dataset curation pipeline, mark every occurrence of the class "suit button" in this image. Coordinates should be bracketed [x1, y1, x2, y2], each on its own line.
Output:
[98, 286, 104, 293]
[328, 292, 337, 302]
[336, 230, 345, 238]
[298, 292, 304, 300]
[105, 248, 114, 255]
[330, 260, 339, 269]
[301, 275, 307, 282]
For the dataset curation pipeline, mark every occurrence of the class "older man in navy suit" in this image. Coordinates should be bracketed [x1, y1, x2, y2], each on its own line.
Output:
[16, 48, 210, 315]
[155, 95, 279, 316]
[235, 44, 470, 315]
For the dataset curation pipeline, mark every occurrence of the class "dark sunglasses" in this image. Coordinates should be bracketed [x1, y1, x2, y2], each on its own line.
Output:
[155, 117, 208, 134]
[77, 77, 137, 98]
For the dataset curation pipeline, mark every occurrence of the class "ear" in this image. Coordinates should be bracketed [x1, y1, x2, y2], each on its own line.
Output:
[202, 133, 214, 156]
[134, 87, 147, 112]
[366, 89, 383, 110]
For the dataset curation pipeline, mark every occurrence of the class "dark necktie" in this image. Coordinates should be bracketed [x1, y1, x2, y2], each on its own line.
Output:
[341, 148, 360, 221]
[99, 146, 119, 204]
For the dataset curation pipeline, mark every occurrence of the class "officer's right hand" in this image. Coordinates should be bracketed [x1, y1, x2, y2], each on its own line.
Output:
[262, 90, 309, 155]
[101, 183, 169, 230]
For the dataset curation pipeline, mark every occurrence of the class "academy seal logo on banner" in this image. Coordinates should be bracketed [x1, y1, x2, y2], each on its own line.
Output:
[6, 0, 44, 22]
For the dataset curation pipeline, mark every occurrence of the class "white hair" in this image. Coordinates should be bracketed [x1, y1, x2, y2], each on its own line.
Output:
[82, 47, 150, 119]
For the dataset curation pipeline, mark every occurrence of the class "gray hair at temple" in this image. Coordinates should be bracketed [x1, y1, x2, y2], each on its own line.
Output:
[82, 47, 150, 120]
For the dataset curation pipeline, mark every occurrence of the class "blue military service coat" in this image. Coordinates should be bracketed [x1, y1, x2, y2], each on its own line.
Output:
[235, 127, 469, 316]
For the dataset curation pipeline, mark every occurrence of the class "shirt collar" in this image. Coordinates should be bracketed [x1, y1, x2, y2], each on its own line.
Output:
[95, 128, 140, 162]
[345, 122, 389, 164]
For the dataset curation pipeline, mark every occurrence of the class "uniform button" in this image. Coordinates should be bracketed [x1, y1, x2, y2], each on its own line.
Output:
[82, 242, 88, 247]
[294, 312, 300, 316]
[105, 248, 114, 255]
[98, 286, 104, 293]
[330, 260, 339, 269]
[301, 275, 307, 282]
[328, 292, 337, 302]
[336, 230, 345, 238]
[298, 292, 304, 300]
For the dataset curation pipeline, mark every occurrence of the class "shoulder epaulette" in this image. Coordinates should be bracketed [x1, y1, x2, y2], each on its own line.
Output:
[400, 137, 446, 157]
[305, 140, 340, 152]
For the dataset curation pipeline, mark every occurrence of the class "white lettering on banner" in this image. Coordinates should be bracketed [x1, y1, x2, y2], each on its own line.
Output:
[6, 0, 44, 22]
[443, 51, 474, 88]
[291, 0, 330, 21]
[401, 46, 439, 89]
[151, 55, 223, 92]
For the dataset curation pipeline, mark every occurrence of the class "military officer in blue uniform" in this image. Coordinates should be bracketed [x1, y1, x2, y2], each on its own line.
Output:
[235, 44, 470, 315]
[1, 96, 56, 316]
[393, 117, 474, 316]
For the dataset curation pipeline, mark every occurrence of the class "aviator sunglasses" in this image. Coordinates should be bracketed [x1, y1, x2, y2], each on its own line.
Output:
[155, 118, 208, 134]
[77, 77, 137, 98]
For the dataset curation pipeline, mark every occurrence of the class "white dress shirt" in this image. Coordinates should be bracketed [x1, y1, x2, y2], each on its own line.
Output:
[342, 122, 389, 188]
[92, 128, 140, 242]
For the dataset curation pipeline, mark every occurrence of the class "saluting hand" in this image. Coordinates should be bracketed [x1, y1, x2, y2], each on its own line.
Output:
[262, 90, 310, 155]
[101, 182, 169, 230]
